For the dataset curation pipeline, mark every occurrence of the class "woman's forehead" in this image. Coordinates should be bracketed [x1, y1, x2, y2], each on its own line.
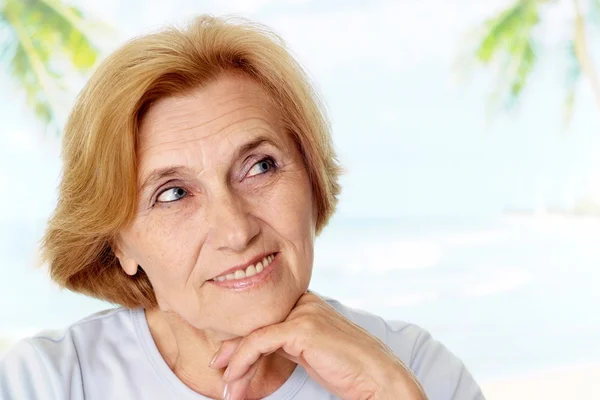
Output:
[138, 76, 280, 146]
[136, 75, 285, 178]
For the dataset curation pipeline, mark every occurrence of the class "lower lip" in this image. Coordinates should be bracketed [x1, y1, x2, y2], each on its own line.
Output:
[209, 254, 278, 290]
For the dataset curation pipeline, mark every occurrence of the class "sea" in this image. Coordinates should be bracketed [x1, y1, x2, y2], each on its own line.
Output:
[1, 214, 599, 383]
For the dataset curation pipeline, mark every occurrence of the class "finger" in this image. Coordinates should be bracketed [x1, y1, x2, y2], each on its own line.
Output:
[275, 348, 302, 365]
[223, 323, 304, 382]
[210, 338, 242, 369]
[225, 360, 261, 400]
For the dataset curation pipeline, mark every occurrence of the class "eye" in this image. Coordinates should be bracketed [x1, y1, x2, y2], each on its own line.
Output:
[156, 187, 188, 203]
[247, 157, 275, 178]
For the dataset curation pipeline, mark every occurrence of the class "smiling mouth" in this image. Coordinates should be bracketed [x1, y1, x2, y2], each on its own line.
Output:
[212, 253, 276, 282]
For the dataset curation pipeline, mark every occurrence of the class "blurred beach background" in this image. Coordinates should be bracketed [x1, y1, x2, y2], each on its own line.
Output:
[1, 0, 599, 398]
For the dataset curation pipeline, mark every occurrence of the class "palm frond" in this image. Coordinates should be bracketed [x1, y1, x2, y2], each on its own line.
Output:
[589, 0, 600, 26]
[573, 0, 600, 111]
[475, 1, 529, 63]
[33, 0, 98, 69]
[506, 40, 537, 108]
[474, 0, 542, 111]
[563, 40, 583, 131]
[0, 0, 101, 132]
[2, 0, 58, 127]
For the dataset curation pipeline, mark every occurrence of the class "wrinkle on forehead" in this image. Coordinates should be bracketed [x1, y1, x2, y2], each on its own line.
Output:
[136, 75, 285, 183]
[138, 76, 280, 148]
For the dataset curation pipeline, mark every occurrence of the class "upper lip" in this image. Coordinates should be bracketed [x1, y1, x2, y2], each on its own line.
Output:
[209, 252, 276, 280]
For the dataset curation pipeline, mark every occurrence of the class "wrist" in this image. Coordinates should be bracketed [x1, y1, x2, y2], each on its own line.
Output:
[374, 359, 427, 400]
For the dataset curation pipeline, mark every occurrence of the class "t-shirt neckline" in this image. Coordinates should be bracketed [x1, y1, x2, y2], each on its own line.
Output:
[131, 308, 309, 400]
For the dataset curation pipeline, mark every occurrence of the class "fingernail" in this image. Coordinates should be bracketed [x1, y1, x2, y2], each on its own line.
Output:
[209, 352, 218, 367]
[222, 384, 230, 400]
[223, 366, 231, 381]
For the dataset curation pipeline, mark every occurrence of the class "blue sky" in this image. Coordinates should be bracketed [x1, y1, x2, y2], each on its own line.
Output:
[1, 0, 599, 221]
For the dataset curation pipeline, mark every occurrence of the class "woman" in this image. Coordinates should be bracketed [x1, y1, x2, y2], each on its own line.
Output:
[0, 16, 485, 400]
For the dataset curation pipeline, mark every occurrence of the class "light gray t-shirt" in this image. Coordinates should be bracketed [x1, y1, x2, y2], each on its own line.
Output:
[0, 299, 485, 399]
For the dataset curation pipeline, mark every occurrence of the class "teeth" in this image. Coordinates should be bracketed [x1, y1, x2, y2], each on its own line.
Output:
[234, 270, 245, 279]
[245, 265, 257, 277]
[213, 253, 275, 282]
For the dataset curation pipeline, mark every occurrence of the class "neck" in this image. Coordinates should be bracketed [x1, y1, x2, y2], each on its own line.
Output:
[145, 308, 297, 399]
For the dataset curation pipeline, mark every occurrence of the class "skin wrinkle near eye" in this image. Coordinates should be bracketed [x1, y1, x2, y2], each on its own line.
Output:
[142, 169, 196, 200]
[148, 155, 278, 213]
[139, 129, 281, 194]
[141, 138, 285, 209]
[155, 183, 189, 202]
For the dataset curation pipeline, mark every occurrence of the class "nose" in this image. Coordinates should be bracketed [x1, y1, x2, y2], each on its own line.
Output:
[205, 189, 260, 252]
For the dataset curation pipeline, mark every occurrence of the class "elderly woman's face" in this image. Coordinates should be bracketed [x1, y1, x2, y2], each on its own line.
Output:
[116, 74, 316, 337]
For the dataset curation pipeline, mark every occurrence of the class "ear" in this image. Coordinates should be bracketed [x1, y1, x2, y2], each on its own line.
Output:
[112, 238, 140, 276]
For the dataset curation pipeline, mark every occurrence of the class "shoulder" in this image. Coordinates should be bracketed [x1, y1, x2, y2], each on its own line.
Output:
[0, 308, 135, 400]
[11, 307, 134, 365]
[325, 297, 485, 400]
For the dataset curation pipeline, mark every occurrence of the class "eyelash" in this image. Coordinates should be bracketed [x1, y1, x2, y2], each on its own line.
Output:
[246, 156, 277, 178]
[151, 156, 278, 207]
[152, 182, 190, 207]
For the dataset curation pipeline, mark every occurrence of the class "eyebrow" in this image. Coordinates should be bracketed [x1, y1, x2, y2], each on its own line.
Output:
[234, 136, 277, 161]
[139, 136, 278, 193]
[139, 166, 194, 193]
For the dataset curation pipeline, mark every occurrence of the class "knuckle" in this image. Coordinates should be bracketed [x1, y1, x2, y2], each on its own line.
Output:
[244, 326, 271, 352]
[247, 326, 267, 342]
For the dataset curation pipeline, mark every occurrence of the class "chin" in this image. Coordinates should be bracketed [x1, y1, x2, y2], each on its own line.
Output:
[226, 291, 301, 337]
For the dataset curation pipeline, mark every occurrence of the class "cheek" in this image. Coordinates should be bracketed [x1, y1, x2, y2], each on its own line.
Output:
[257, 171, 315, 243]
[132, 210, 207, 283]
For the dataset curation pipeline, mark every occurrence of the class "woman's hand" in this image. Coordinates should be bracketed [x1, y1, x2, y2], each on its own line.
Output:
[209, 292, 427, 400]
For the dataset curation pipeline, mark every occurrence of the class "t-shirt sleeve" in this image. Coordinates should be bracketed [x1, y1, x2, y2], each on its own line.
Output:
[0, 339, 60, 400]
[385, 322, 486, 400]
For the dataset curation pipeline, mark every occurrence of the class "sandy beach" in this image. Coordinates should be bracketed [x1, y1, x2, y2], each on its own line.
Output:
[481, 365, 600, 399]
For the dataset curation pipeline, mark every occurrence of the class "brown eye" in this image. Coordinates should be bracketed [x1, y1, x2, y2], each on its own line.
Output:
[156, 187, 187, 203]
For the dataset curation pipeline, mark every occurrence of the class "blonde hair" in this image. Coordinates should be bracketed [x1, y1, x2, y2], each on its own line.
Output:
[41, 15, 341, 308]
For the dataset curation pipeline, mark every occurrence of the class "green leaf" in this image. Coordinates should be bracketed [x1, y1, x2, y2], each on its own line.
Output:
[476, 1, 530, 63]
[3, 1, 56, 126]
[471, 0, 543, 111]
[0, 0, 104, 132]
[590, 0, 600, 26]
